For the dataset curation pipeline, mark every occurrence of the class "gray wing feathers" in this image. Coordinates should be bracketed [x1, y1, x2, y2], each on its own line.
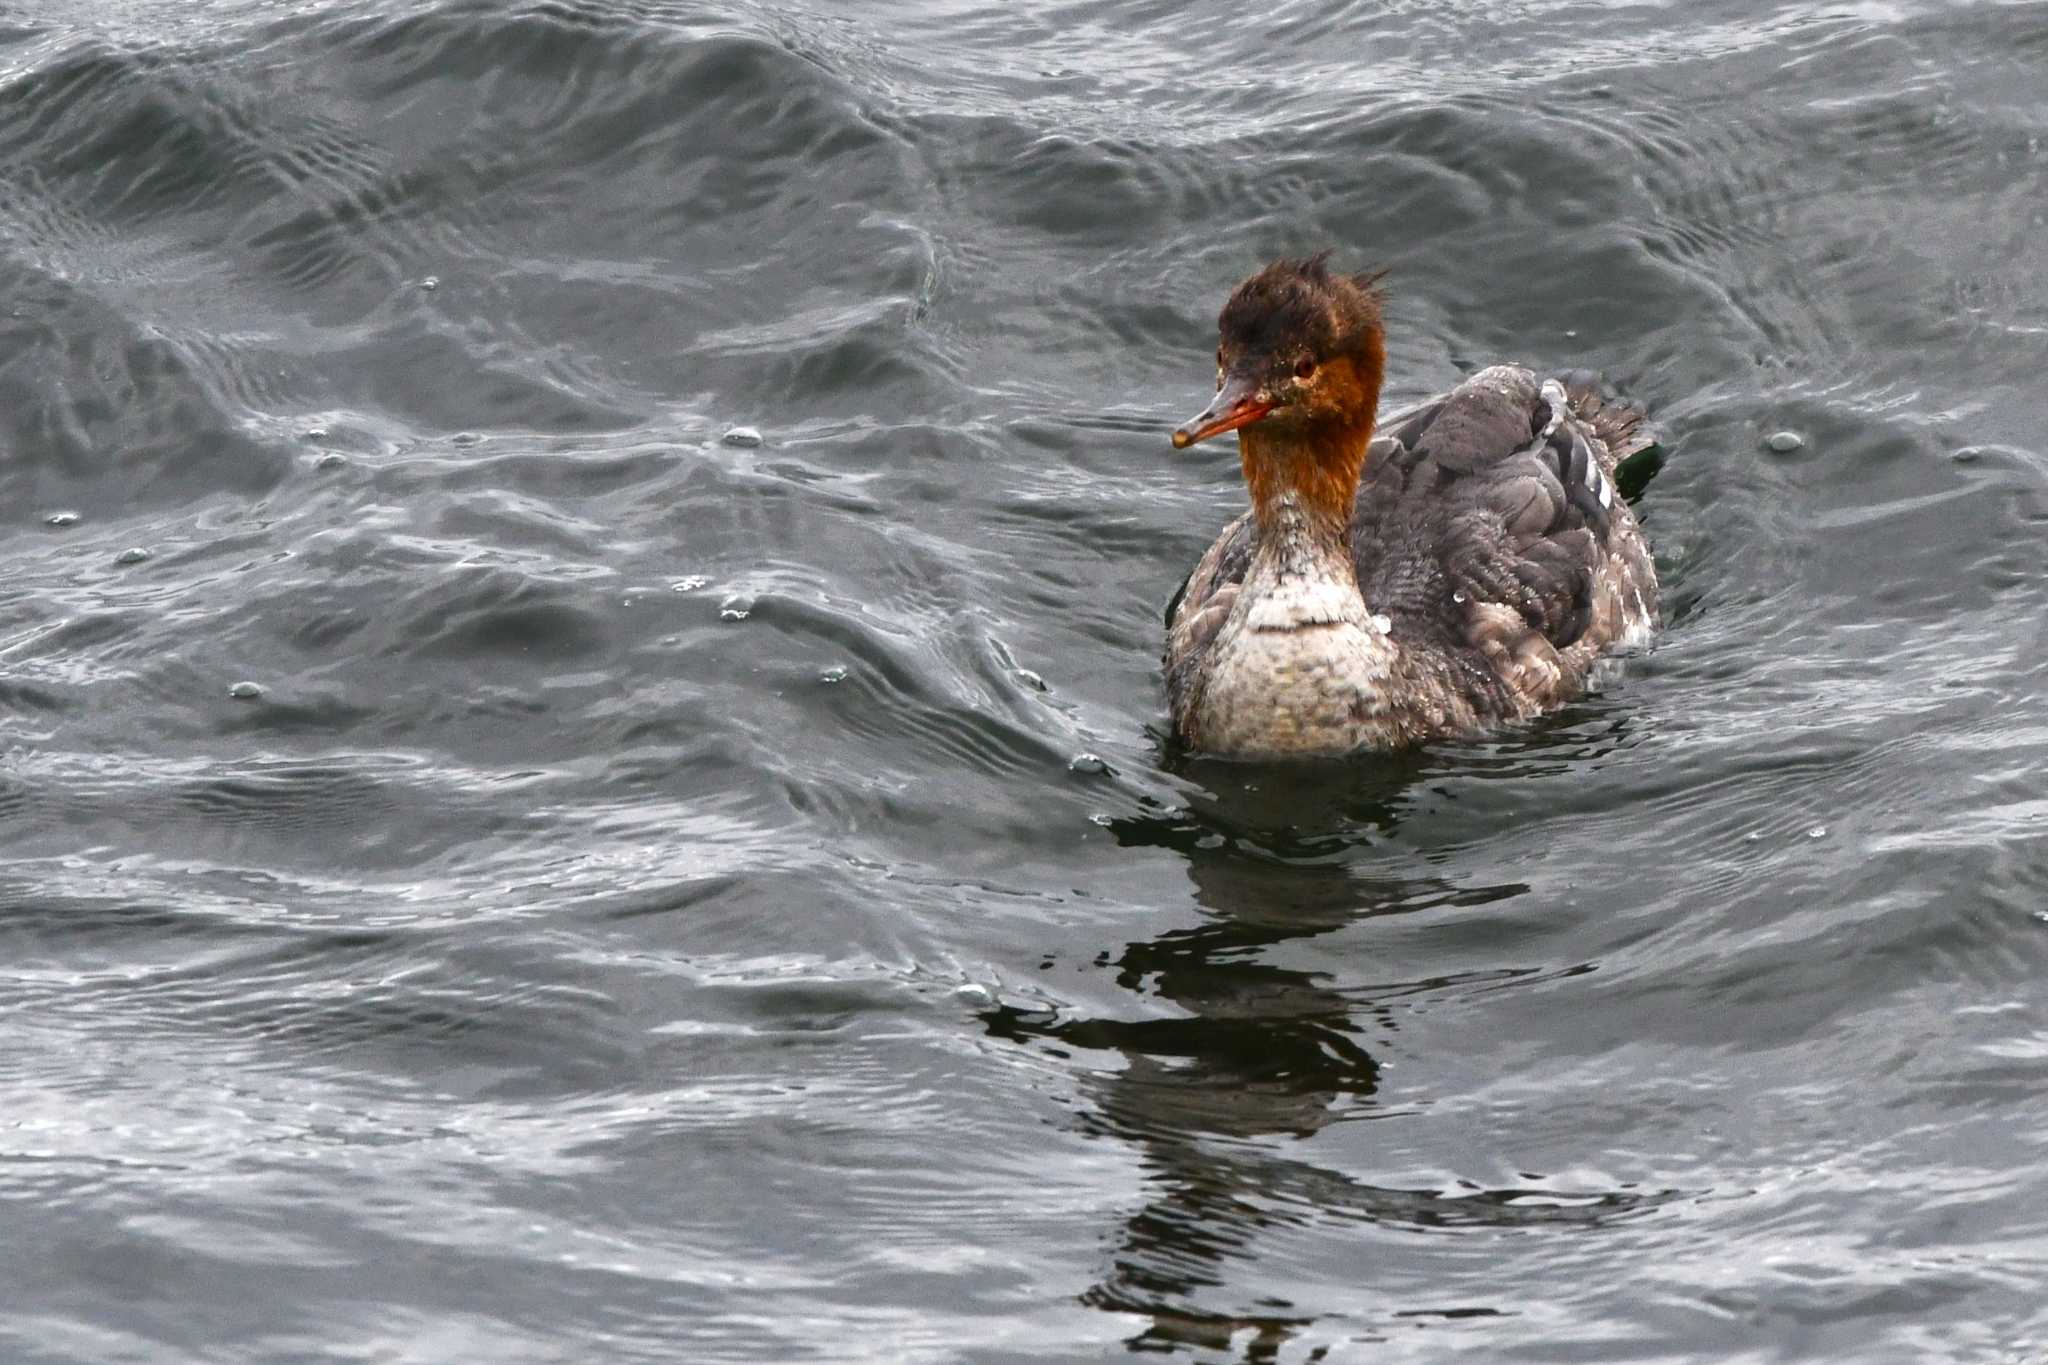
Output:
[1355, 365, 1658, 710]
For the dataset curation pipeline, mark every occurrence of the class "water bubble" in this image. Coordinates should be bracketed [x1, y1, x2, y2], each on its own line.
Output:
[228, 681, 265, 701]
[819, 665, 848, 684]
[418, 275, 439, 291]
[450, 431, 483, 447]
[43, 510, 80, 528]
[115, 547, 151, 565]
[1069, 753, 1110, 776]
[1088, 812, 1114, 827]
[301, 426, 330, 441]
[719, 594, 753, 622]
[1451, 589, 1468, 604]
[672, 575, 710, 592]
[1950, 446, 1985, 464]
[722, 425, 764, 448]
[1015, 668, 1047, 692]
[315, 451, 348, 470]
[1764, 430, 1805, 454]
[953, 982, 993, 1005]
[1807, 825, 1827, 839]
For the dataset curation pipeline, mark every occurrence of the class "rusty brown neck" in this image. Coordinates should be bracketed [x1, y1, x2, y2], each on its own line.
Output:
[1238, 420, 1371, 542]
[1234, 344, 1384, 549]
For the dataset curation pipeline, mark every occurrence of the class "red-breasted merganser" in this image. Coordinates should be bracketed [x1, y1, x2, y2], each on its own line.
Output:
[1164, 254, 1659, 756]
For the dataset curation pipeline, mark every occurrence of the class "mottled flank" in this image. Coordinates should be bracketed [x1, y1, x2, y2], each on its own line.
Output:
[1167, 351, 1659, 756]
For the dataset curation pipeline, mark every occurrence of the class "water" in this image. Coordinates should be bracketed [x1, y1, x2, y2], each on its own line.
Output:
[3, 1, 2047, 1360]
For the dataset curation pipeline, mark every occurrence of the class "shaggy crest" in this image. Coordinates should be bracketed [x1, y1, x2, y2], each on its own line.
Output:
[1217, 252, 1387, 364]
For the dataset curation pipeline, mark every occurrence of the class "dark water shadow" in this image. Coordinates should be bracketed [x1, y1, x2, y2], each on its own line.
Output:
[983, 753, 1676, 1357]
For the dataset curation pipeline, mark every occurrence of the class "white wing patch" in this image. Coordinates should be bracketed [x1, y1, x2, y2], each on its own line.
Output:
[1538, 379, 1569, 438]
[1541, 380, 1617, 514]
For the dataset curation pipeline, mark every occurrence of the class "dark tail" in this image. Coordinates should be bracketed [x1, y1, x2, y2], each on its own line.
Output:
[1561, 370, 1657, 465]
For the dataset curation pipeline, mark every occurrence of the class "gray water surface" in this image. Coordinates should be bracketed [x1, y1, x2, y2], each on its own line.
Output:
[4, 1, 2048, 1361]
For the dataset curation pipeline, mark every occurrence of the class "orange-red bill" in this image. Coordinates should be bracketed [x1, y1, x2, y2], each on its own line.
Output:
[1171, 374, 1272, 448]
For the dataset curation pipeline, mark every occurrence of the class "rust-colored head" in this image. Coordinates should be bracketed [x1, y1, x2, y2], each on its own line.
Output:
[1170, 253, 1388, 453]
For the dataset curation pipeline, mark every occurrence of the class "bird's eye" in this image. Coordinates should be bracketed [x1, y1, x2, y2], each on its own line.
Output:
[1294, 357, 1316, 380]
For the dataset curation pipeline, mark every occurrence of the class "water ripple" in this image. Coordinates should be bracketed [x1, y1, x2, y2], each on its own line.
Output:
[6, 0, 2048, 1360]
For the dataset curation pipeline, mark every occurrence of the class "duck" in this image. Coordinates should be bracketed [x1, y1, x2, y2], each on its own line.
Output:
[1163, 253, 1659, 757]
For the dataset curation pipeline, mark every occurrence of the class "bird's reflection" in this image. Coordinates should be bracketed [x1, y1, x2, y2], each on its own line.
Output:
[983, 754, 1539, 1358]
